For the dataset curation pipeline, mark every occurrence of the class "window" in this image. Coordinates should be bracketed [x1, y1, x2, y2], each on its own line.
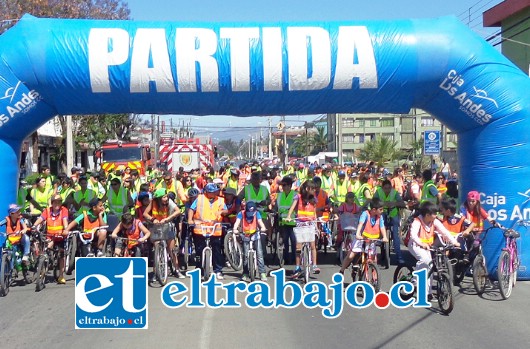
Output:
[342, 134, 355, 143]
[448, 133, 457, 143]
[342, 118, 354, 127]
[421, 117, 434, 126]
[359, 134, 365, 143]
[381, 119, 394, 127]
[383, 133, 394, 141]
[370, 119, 377, 127]
[358, 119, 365, 127]
[401, 133, 413, 148]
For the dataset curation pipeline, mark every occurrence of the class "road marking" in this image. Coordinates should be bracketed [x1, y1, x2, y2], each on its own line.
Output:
[199, 306, 214, 349]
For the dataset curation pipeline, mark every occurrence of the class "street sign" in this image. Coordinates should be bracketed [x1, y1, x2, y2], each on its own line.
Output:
[423, 130, 440, 155]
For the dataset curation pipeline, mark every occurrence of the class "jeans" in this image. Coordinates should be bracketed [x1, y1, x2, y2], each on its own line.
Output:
[242, 233, 266, 275]
[280, 225, 296, 265]
[386, 215, 403, 260]
[193, 234, 224, 273]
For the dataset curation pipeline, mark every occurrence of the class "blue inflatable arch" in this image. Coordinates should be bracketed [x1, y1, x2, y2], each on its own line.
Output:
[1, 15, 529, 277]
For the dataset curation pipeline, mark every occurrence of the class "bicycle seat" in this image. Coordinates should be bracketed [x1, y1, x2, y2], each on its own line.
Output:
[504, 230, 520, 238]
[342, 226, 356, 231]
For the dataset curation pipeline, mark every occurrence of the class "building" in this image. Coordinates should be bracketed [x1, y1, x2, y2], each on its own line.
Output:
[327, 109, 457, 161]
[484, 0, 530, 75]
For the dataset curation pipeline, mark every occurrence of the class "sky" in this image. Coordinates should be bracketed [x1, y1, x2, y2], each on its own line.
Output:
[125, 0, 503, 139]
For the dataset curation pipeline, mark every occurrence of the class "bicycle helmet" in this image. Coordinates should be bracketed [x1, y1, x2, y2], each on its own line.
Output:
[204, 183, 220, 193]
[8, 204, 20, 214]
[153, 188, 167, 199]
[245, 201, 258, 220]
[187, 187, 200, 198]
[138, 191, 150, 202]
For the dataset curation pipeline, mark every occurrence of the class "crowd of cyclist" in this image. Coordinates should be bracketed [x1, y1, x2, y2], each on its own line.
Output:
[2, 160, 494, 296]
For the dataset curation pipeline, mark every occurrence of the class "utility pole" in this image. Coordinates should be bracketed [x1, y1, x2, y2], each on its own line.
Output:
[282, 115, 288, 167]
[155, 115, 160, 167]
[66, 115, 74, 171]
[337, 114, 343, 166]
[268, 117, 273, 159]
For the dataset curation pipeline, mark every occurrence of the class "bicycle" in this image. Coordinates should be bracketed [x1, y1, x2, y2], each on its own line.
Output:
[496, 220, 527, 299]
[104, 214, 120, 257]
[64, 230, 77, 275]
[293, 219, 317, 284]
[150, 222, 176, 286]
[224, 228, 243, 271]
[0, 230, 37, 296]
[338, 212, 359, 265]
[34, 225, 64, 292]
[316, 216, 335, 254]
[180, 220, 196, 271]
[393, 241, 455, 315]
[235, 229, 262, 282]
[75, 226, 109, 257]
[114, 237, 144, 257]
[348, 239, 382, 293]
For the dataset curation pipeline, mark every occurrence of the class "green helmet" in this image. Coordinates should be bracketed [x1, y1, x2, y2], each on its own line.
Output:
[153, 188, 167, 199]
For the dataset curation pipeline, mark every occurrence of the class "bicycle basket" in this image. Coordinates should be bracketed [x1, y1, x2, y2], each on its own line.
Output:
[149, 222, 175, 241]
[294, 225, 316, 243]
[340, 212, 359, 231]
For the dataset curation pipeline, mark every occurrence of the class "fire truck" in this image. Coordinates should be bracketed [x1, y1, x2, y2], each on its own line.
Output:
[158, 136, 215, 173]
[100, 140, 153, 176]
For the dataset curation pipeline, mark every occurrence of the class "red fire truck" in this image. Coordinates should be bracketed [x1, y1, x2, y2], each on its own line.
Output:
[100, 140, 153, 176]
[159, 136, 214, 173]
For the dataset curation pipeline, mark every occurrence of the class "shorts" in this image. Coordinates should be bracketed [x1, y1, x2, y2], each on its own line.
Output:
[47, 234, 65, 244]
[351, 237, 376, 253]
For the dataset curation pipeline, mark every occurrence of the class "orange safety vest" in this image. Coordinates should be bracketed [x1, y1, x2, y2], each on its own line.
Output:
[151, 200, 169, 220]
[82, 212, 104, 239]
[297, 198, 316, 221]
[441, 216, 464, 237]
[193, 195, 224, 236]
[465, 210, 484, 232]
[6, 216, 22, 244]
[223, 200, 238, 225]
[315, 190, 329, 220]
[242, 213, 258, 235]
[123, 219, 142, 249]
[362, 211, 382, 239]
[44, 207, 67, 238]
[417, 217, 435, 245]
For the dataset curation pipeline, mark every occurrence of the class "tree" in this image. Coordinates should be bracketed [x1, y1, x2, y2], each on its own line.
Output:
[359, 137, 402, 167]
[312, 126, 328, 154]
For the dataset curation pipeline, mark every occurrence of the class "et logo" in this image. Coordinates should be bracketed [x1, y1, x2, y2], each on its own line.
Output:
[75, 258, 148, 329]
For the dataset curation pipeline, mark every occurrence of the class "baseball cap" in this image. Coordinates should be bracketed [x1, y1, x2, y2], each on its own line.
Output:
[8, 204, 21, 214]
[467, 191, 480, 201]
[350, 172, 359, 177]
[223, 187, 237, 196]
[51, 194, 62, 202]
[298, 163, 305, 169]
[230, 168, 239, 175]
[245, 201, 257, 219]
[204, 183, 220, 193]
[153, 188, 167, 199]
[88, 198, 100, 208]
[338, 170, 346, 176]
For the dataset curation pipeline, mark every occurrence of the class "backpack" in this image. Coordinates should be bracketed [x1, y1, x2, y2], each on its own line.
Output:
[401, 210, 420, 247]
[402, 181, 413, 202]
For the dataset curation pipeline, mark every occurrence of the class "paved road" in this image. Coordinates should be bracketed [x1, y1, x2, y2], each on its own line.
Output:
[2, 251, 530, 349]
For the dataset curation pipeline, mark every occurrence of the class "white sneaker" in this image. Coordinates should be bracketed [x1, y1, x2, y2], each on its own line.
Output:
[216, 272, 224, 280]
[96, 250, 104, 257]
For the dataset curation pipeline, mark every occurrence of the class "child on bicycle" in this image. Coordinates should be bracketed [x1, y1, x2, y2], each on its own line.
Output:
[439, 199, 474, 254]
[336, 192, 360, 248]
[111, 212, 151, 256]
[233, 201, 267, 282]
[339, 198, 388, 274]
[3, 204, 30, 262]
[409, 201, 460, 299]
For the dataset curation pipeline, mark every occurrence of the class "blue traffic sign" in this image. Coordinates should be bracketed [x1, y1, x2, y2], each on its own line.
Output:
[423, 130, 440, 155]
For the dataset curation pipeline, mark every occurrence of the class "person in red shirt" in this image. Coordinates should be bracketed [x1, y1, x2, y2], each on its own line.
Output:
[460, 191, 495, 233]
[32, 194, 69, 284]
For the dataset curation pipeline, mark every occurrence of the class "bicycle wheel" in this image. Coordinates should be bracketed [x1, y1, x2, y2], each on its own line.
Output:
[23, 249, 38, 285]
[472, 254, 487, 295]
[224, 231, 242, 271]
[497, 250, 512, 299]
[437, 271, 454, 315]
[181, 237, 190, 270]
[203, 248, 212, 281]
[249, 250, 256, 282]
[51, 251, 60, 281]
[65, 234, 77, 275]
[512, 250, 519, 287]
[392, 264, 415, 300]
[364, 261, 381, 292]
[443, 255, 455, 286]
[382, 242, 391, 270]
[275, 231, 284, 267]
[155, 243, 168, 286]
[339, 241, 346, 265]
[35, 255, 48, 292]
[0, 253, 10, 297]
[302, 245, 310, 284]
[453, 261, 468, 286]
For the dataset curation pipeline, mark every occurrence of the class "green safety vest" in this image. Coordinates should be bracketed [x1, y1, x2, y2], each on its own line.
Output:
[227, 177, 238, 191]
[31, 188, 51, 214]
[321, 176, 334, 194]
[376, 187, 399, 217]
[108, 186, 129, 218]
[277, 190, 296, 226]
[333, 179, 349, 204]
[421, 180, 438, 204]
[296, 169, 307, 183]
[73, 189, 97, 215]
[60, 187, 75, 202]
[17, 187, 29, 211]
[244, 184, 269, 218]
[355, 183, 370, 207]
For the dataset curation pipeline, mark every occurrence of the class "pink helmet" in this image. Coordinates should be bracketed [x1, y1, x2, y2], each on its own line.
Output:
[467, 191, 480, 201]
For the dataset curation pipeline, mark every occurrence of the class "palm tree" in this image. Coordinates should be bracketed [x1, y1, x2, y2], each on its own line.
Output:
[359, 137, 402, 167]
[312, 126, 328, 153]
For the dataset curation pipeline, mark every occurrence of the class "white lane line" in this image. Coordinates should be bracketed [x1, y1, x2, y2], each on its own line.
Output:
[199, 306, 214, 349]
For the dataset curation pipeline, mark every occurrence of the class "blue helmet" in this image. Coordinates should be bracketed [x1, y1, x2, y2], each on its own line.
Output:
[204, 183, 220, 193]
[245, 201, 257, 219]
[138, 191, 150, 202]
